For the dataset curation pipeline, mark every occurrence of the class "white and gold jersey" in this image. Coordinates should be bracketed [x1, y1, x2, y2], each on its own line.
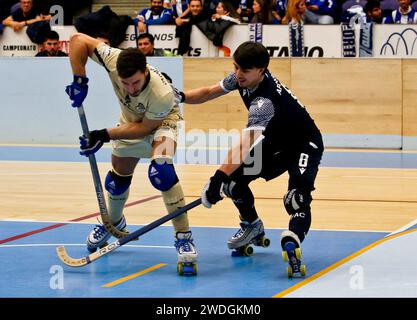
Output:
[91, 43, 178, 125]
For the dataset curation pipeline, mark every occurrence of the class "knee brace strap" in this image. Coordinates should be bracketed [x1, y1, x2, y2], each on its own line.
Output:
[148, 159, 179, 192]
[283, 188, 312, 216]
[105, 170, 132, 196]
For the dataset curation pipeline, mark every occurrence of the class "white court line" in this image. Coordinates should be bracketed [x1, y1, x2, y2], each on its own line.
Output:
[0, 243, 173, 249]
[386, 218, 417, 237]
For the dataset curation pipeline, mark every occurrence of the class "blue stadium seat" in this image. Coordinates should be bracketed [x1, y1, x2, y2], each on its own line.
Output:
[380, 0, 398, 11]
[342, 0, 367, 12]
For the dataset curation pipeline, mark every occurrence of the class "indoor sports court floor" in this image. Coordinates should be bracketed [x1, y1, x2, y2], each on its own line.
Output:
[1, 145, 417, 297]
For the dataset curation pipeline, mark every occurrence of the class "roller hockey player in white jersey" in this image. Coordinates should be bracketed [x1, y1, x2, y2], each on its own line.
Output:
[175, 41, 323, 277]
[65, 33, 197, 275]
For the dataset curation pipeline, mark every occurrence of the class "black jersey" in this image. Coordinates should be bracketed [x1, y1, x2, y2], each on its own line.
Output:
[220, 70, 321, 151]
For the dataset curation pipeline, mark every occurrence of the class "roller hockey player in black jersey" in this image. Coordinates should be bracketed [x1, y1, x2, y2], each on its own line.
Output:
[175, 41, 323, 277]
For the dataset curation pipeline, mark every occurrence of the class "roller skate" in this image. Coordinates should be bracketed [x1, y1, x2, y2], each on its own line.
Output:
[175, 231, 198, 276]
[228, 219, 270, 257]
[281, 230, 306, 278]
[86, 216, 127, 253]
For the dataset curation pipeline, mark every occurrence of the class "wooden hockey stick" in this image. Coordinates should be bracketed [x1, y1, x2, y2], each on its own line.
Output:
[76, 105, 128, 239]
[57, 198, 201, 267]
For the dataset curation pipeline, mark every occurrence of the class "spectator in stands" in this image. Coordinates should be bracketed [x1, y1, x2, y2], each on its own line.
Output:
[169, 0, 190, 19]
[237, 0, 254, 22]
[364, 0, 384, 23]
[304, 0, 336, 24]
[137, 32, 176, 56]
[136, 0, 174, 33]
[251, 0, 281, 24]
[2, 0, 51, 32]
[384, 0, 417, 23]
[274, 0, 289, 21]
[211, 1, 241, 23]
[196, 1, 240, 47]
[282, 0, 306, 24]
[203, 0, 221, 15]
[175, 0, 209, 54]
[35, 30, 68, 57]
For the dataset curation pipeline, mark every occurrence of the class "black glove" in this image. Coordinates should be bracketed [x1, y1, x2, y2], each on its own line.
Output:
[79, 129, 110, 156]
[202, 170, 230, 208]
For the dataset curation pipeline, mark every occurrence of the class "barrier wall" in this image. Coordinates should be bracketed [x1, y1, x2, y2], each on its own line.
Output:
[183, 58, 415, 149]
[0, 57, 415, 149]
[2, 24, 417, 58]
[0, 57, 183, 144]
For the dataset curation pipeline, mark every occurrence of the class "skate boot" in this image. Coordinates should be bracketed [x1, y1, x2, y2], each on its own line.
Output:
[281, 230, 306, 278]
[175, 231, 198, 276]
[228, 219, 270, 257]
[86, 216, 127, 253]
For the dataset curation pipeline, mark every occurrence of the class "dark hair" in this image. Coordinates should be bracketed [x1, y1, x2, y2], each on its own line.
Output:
[137, 32, 155, 45]
[116, 48, 147, 78]
[233, 41, 270, 70]
[365, 0, 380, 12]
[44, 30, 60, 41]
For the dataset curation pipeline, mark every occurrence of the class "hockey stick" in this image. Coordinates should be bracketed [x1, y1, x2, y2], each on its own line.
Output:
[76, 105, 128, 239]
[57, 198, 202, 267]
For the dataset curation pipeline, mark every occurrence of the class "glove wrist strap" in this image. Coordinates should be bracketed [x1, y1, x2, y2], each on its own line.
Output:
[97, 129, 111, 143]
[74, 75, 89, 85]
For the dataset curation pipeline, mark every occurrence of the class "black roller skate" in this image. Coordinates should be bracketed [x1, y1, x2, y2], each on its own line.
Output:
[228, 219, 270, 257]
[281, 230, 306, 278]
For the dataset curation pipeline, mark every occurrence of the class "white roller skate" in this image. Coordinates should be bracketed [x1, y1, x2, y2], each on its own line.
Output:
[86, 216, 127, 253]
[281, 230, 306, 278]
[174, 231, 198, 276]
[228, 219, 270, 257]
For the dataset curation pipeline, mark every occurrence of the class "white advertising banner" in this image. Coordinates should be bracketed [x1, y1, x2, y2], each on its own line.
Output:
[303, 25, 342, 58]
[373, 24, 417, 58]
[0, 27, 39, 56]
[223, 24, 342, 58]
[147, 25, 217, 57]
[1, 24, 417, 58]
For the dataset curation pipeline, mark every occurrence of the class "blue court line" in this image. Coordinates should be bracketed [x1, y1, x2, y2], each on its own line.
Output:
[1, 146, 417, 168]
[0, 221, 386, 298]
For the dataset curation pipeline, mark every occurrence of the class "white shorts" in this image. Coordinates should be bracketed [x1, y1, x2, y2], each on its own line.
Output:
[112, 110, 181, 159]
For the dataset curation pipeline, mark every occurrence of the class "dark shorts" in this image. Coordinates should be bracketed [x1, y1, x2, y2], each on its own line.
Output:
[229, 135, 324, 192]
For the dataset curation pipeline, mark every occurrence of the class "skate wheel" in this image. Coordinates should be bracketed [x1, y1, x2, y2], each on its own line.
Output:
[300, 265, 307, 277]
[295, 248, 302, 260]
[287, 266, 293, 278]
[243, 245, 254, 256]
[177, 262, 197, 276]
[177, 262, 183, 275]
[261, 237, 271, 248]
[282, 251, 289, 262]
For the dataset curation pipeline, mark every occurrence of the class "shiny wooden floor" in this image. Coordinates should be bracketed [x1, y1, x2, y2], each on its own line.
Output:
[1, 152, 417, 234]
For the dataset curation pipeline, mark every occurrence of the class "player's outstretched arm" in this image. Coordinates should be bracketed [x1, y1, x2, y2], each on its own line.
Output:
[181, 83, 227, 104]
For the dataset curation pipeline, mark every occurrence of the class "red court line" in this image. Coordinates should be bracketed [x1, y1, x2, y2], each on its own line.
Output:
[0, 195, 161, 245]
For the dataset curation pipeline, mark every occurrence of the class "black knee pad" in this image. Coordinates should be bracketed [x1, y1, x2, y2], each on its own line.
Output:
[283, 188, 312, 216]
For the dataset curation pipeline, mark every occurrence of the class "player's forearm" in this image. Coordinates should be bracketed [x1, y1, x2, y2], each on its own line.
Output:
[68, 34, 94, 76]
[219, 143, 244, 176]
[184, 86, 224, 104]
